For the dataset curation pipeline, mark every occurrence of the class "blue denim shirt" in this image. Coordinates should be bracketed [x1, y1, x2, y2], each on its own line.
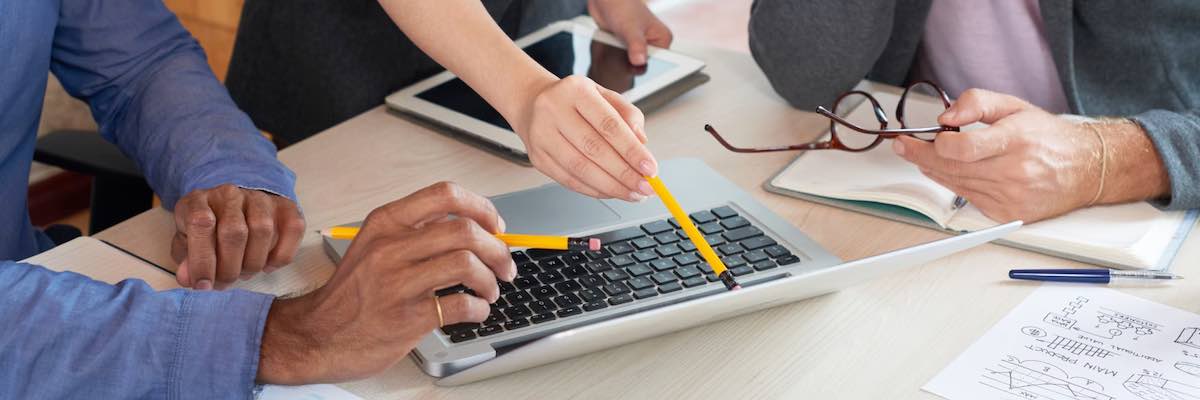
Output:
[1, 0, 296, 397]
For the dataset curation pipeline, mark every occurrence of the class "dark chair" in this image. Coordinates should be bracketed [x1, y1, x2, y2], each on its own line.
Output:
[33, 130, 153, 234]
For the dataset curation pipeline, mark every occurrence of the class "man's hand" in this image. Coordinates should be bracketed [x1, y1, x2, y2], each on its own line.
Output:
[892, 88, 1170, 223]
[256, 182, 516, 384]
[588, 0, 673, 66]
[172, 184, 305, 290]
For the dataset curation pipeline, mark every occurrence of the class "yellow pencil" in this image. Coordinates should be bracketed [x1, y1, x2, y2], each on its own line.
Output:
[321, 226, 601, 251]
[644, 176, 741, 291]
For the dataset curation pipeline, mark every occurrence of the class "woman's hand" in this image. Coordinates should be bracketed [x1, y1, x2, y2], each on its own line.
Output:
[588, 0, 673, 65]
[515, 75, 658, 201]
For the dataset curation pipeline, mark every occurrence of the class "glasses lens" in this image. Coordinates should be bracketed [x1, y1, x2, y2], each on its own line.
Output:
[900, 83, 948, 141]
[832, 93, 885, 151]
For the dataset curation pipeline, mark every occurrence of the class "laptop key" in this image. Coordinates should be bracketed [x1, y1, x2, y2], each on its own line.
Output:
[690, 210, 718, 224]
[628, 277, 655, 291]
[478, 324, 504, 336]
[650, 271, 677, 285]
[511, 251, 531, 264]
[586, 248, 613, 260]
[498, 281, 516, 295]
[602, 282, 631, 296]
[554, 280, 583, 293]
[535, 271, 565, 284]
[723, 226, 763, 242]
[608, 242, 635, 255]
[578, 288, 605, 302]
[530, 285, 557, 299]
[675, 266, 702, 280]
[595, 225, 647, 243]
[484, 311, 505, 326]
[682, 277, 707, 288]
[450, 331, 477, 343]
[650, 259, 676, 272]
[720, 216, 750, 230]
[667, 218, 682, 229]
[585, 261, 613, 274]
[743, 250, 769, 263]
[658, 282, 683, 293]
[704, 235, 725, 246]
[641, 220, 674, 235]
[579, 275, 606, 288]
[518, 263, 541, 276]
[562, 265, 589, 279]
[539, 258, 566, 270]
[513, 276, 539, 289]
[553, 293, 582, 308]
[609, 255, 636, 267]
[711, 206, 739, 219]
[741, 236, 777, 251]
[754, 260, 778, 271]
[506, 291, 533, 304]
[730, 266, 754, 277]
[609, 294, 635, 305]
[556, 306, 583, 318]
[505, 305, 533, 319]
[530, 313, 556, 324]
[492, 297, 510, 309]
[718, 244, 744, 256]
[633, 288, 658, 299]
[583, 301, 608, 312]
[528, 299, 556, 315]
[632, 251, 658, 262]
[526, 249, 569, 260]
[602, 269, 631, 282]
[722, 256, 747, 269]
[673, 254, 700, 265]
[626, 263, 654, 277]
[777, 255, 801, 266]
[564, 252, 589, 265]
[679, 241, 698, 252]
[764, 245, 791, 258]
[698, 222, 724, 235]
[441, 322, 479, 335]
[697, 263, 714, 275]
[654, 232, 680, 244]
[632, 237, 658, 249]
[503, 318, 531, 330]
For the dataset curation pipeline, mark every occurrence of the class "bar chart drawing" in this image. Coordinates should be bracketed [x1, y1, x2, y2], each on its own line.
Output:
[1041, 335, 1115, 359]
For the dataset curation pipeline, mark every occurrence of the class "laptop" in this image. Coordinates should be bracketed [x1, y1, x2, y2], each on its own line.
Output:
[322, 158, 1020, 384]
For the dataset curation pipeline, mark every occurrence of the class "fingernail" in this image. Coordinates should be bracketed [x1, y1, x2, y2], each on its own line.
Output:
[498, 215, 507, 233]
[892, 139, 906, 156]
[638, 180, 654, 195]
[629, 192, 645, 202]
[634, 54, 646, 65]
[508, 263, 518, 281]
[196, 279, 213, 291]
[943, 110, 958, 122]
[639, 160, 656, 176]
[264, 266, 277, 274]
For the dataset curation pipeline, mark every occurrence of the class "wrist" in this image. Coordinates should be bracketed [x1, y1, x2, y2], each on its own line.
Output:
[504, 71, 559, 142]
[1093, 119, 1171, 204]
[257, 296, 326, 385]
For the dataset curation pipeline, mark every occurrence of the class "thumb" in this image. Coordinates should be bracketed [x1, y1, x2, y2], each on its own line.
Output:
[177, 260, 191, 287]
[939, 88, 1033, 127]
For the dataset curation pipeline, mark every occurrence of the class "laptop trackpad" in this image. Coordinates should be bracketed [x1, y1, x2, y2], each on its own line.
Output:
[492, 185, 620, 234]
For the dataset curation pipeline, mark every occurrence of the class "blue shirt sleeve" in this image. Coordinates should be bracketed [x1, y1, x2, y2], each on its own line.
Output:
[48, 0, 297, 209]
[0, 261, 273, 399]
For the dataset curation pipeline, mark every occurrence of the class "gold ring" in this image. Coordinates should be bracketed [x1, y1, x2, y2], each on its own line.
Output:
[434, 295, 445, 328]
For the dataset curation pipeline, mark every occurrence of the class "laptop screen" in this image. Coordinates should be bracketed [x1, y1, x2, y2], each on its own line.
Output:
[415, 31, 678, 131]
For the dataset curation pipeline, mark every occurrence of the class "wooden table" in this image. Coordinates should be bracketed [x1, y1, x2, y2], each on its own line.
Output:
[89, 43, 1200, 399]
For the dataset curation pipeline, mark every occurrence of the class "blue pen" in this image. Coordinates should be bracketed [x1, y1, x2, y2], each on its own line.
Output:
[1009, 269, 1183, 284]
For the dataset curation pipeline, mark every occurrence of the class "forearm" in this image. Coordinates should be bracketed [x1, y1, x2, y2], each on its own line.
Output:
[0, 262, 273, 399]
[1091, 120, 1172, 205]
[377, 0, 556, 130]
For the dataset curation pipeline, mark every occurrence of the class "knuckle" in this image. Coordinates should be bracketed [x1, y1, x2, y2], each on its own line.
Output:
[581, 134, 606, 157]
[218, 222, 249, 241]
[566, 154, 591, 177]
[598, 115, 623, 138]
[283, 216, 306, 234]
[431, 181, 462, 200]
[215, 184, 240, 197]
[448, 218, 477, 239]
[188, 212, 216, 230]
[449, 249, 478, 267]
[247, 217, 274, 236]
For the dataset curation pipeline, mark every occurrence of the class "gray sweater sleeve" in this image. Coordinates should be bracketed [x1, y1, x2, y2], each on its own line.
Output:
[1131, 109, 1200, 210]
[747, 0, 899, 110]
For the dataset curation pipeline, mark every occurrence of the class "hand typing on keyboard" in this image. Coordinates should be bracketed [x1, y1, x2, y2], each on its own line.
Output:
[255, 182, 516, 384]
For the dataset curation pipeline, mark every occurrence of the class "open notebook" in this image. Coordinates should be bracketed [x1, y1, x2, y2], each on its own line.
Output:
[766, 91, 1197, 270]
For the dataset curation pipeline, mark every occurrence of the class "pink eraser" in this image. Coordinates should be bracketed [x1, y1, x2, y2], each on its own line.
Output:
[588, 238, 602, 251]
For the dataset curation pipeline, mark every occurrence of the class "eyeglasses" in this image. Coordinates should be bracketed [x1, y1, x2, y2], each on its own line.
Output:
[705, 80, 960, 153]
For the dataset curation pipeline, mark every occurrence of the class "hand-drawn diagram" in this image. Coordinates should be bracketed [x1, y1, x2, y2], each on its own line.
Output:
[1176, 328, 1200, 350]
[1043, 335, 1116, 359]
[1044, 296, 1161, 341]
[1026, 326, 1050, 338]
[980, 355, 1114, 400]
[1174, 362, 1200, 378]
[1124, 374, 1200, 400]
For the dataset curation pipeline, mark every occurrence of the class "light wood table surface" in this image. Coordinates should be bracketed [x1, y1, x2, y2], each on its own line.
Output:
[87, 42, 1200, 399]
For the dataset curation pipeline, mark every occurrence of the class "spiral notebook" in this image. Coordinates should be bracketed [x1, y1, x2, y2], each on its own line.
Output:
[764, 91, 1197, 270]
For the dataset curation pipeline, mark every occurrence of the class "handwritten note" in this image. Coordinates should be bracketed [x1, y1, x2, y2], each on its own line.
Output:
[925, 285, 1200, 400]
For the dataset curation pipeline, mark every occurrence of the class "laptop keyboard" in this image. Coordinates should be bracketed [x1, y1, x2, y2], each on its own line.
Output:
[438, 205, 801, 343]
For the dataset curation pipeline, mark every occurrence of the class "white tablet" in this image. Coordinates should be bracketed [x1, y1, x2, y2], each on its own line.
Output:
[385, 17, 707, 160]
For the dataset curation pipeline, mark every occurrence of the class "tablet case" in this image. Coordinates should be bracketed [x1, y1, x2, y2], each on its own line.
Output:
[763, 153, 1199, 271]
[387, 71, 711, 166]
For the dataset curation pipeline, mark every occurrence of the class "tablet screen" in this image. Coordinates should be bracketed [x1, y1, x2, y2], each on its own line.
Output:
[415, 31, 678, 131]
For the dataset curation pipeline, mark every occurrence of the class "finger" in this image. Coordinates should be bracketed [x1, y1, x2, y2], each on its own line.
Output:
[265, 197, 305, 272]
[241, 191, 276, 278]
[372, 182, 503, 234]
[212, 192, 248, 288]
[930, 125, 1018, 162]
[620, 28, 649, 65]
[940, 88, 1032, 127]
[424, 250, 503, 303]
[576, 85, 657, 177]
[172, 233, 190, 286]
[434, 293, 491, 327]
[177, 259, 191, 287]
[547, 125, 639, 200]
[559, 106, 649, 198]
[530, 148, 607, 198]
[645, 20, 673, 48]
[393, 218, 516, 282]
[183, 194, 217, 290]
[598, 86, 647, 144]
[893, 136, 989, 179]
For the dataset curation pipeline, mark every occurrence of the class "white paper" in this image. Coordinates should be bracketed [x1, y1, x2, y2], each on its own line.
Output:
[258, 384, 363, 400]
[925, 285, 1200, 400]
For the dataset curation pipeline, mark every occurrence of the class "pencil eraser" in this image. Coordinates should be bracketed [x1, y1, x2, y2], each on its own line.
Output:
[731, 285, 742, 291]
[588, 238, 601, 251]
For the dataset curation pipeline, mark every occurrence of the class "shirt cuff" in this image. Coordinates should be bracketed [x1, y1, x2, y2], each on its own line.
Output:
[1130, 109, 1200, 210]
[170, 289, 274, 400]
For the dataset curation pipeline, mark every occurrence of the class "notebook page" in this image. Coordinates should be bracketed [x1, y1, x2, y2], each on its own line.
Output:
[770, 91, 960, 226]
[948, 202, 1189, 268]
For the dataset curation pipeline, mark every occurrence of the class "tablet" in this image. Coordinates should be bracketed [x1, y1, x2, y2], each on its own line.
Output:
[385, 17, 707, 161]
